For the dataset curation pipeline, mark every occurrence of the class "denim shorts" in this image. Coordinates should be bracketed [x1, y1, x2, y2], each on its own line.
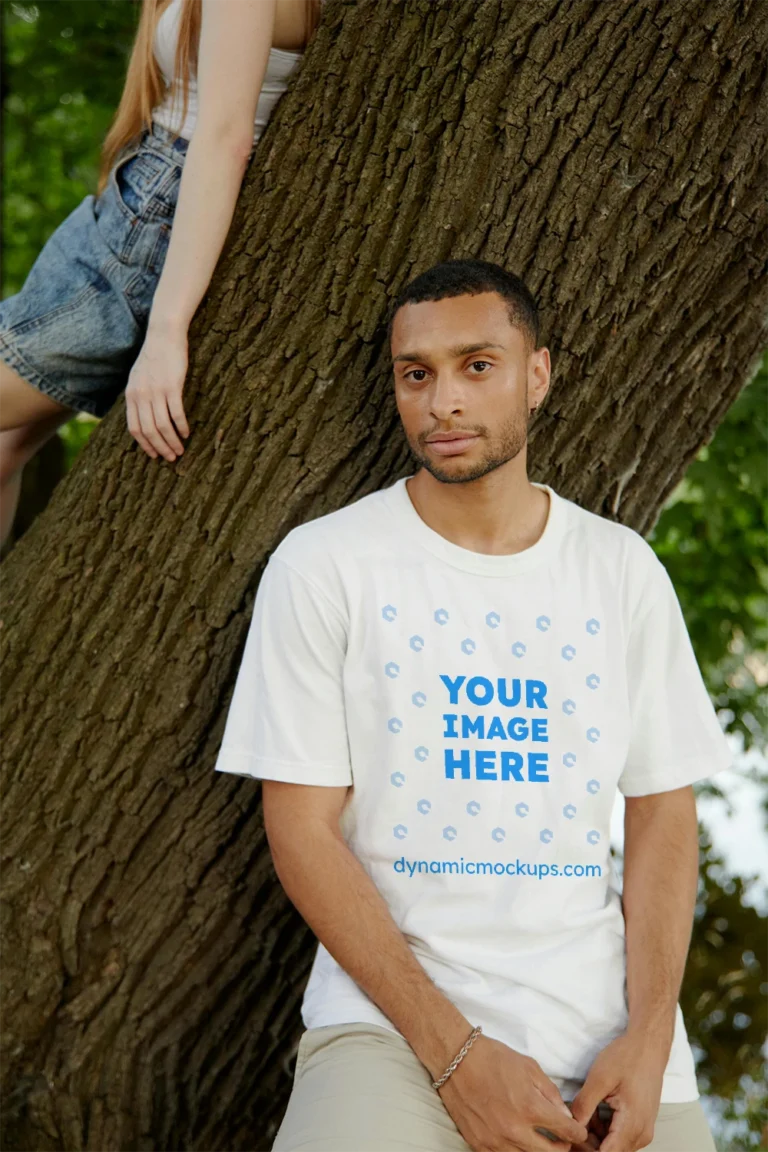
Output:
[0, 121, 189, 419]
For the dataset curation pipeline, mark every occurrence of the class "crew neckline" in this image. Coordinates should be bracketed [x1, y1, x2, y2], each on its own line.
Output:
[383, 474, 567, 577]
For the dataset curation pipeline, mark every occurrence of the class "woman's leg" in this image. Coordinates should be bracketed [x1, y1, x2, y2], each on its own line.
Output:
[0, 361, 79, 547]
[0, 359, 77, 431]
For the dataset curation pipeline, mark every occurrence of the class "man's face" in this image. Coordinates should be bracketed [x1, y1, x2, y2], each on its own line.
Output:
[391, 291, 549, 485]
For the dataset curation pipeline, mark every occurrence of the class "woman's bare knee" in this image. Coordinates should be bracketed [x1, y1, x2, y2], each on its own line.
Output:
[0, 359, 78, 431]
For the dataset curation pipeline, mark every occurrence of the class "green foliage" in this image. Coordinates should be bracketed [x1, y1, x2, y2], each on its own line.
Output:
[3, 0, 136, 472]
[59, 413, 101, 472]
[649, 352, 768, 760]
[686, 834, 768, 1092]
[651, 356, 768, 1151]
[3, 0, 138, 295]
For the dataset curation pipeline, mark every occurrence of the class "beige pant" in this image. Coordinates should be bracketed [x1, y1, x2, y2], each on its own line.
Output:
[272, 1022, 717, 1152]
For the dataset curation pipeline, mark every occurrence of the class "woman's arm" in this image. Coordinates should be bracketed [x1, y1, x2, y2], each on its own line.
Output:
[126, 0, 279, 462]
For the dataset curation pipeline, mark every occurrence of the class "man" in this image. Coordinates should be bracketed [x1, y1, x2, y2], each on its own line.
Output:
[215, 258, 729, 1152]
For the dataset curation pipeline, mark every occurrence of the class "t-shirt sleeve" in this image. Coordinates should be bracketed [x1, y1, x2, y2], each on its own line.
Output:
[214, 554, 353, 787]
[617, 556, 733, 797]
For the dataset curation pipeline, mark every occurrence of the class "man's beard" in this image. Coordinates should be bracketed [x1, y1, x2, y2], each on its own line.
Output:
[408, 410, 528, 485]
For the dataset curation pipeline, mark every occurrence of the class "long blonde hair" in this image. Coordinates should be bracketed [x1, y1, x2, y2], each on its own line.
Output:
[97, 0, 322, 194]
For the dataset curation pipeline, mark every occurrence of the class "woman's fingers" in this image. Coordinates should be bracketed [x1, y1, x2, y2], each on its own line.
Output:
[127, 390, 188, 462]
[124, 329, 191, 459]
[125, 393, 159, 459]
[137, 393, 176, 461]
[151, 392, 186, 456]
[166, 389, 190, 441]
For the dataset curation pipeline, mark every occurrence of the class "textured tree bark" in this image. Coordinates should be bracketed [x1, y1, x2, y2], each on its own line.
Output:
[1, 0, 766, 1148]
[0, 10, 5, 290]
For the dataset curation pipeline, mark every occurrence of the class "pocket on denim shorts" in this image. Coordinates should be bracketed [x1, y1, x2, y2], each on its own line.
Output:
[114, 149, 180, 225]
[94, 143, 179, 306]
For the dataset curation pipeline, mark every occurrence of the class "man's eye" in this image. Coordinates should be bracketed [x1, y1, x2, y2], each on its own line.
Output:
[405, 369, 428, 382]
[470, 361, 491, 372]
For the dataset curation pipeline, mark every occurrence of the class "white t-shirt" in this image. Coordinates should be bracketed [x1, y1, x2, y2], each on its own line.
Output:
[151, 0, 326, 143]
[215, 475, 732, 1103]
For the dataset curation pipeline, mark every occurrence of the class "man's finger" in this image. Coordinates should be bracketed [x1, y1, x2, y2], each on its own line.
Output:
[568, 1132, 602, 1152]
[598, 1100, 644, 1152]
[534, 1074, 572, 1114]
[534, 1098, 589, 1146]
[529, 1125, 582, 1151]
[569, 1073, 615, 1127]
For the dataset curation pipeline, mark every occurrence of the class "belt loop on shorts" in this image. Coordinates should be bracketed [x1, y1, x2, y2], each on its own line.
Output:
[150, 119, 189, 156]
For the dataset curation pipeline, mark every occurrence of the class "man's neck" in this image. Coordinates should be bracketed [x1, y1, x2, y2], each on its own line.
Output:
[405, 466, 550, 557]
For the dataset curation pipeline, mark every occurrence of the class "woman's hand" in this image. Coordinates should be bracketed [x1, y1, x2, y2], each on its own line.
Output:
[125, 320, 190, 461]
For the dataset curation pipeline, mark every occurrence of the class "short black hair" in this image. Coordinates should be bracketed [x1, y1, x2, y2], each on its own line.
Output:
[386, 258, 540, 353]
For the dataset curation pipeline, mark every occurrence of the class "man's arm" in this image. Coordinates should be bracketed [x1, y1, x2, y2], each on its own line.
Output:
[569, 785, 702, 1148]
[622, 784, 700, 1058]
[262, 779, 590, 1151]
[261, 778, 474, 1082]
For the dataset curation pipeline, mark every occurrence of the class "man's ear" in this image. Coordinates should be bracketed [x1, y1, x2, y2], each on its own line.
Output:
[528, 344, 551, 409]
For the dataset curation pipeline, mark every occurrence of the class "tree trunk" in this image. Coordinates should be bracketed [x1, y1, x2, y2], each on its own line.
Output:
[0, 432, 67, 563]
[0, 8, 5, 290]
[1, 0, 766, 1148]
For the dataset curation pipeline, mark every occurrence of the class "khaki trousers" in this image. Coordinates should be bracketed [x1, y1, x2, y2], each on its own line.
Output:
[272, 1022, 717, 1152]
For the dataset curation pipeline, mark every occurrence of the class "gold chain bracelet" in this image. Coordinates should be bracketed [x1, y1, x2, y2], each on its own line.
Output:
[431, 1024, 483, 1090]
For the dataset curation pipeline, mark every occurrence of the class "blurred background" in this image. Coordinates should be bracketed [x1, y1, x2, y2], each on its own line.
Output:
[2, 2, 766, 1148]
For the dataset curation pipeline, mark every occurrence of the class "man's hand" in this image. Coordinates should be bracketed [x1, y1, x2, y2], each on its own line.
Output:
[438, 1033, 590, 1151]
[568, 1032, 667, 1151]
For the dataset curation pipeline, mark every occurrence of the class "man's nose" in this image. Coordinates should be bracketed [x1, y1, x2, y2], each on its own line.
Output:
[428, 373, 464, 419]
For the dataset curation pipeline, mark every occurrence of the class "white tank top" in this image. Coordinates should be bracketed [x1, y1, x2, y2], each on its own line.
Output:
[151, 0, 323, 144]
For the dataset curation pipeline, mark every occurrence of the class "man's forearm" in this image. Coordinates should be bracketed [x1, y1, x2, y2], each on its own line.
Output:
[269, 819, 474, 1081]
[622, 786, 700, 1054]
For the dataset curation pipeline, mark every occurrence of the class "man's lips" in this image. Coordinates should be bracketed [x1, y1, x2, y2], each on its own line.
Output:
[425, 432, 480, 456]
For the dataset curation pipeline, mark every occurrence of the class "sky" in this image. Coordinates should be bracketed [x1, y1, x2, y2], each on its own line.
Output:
[696, 755, 768, 913]
[609, 736, 768, 913]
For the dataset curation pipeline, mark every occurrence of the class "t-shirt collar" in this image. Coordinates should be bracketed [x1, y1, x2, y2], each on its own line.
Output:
[383, 474, 567, 577]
